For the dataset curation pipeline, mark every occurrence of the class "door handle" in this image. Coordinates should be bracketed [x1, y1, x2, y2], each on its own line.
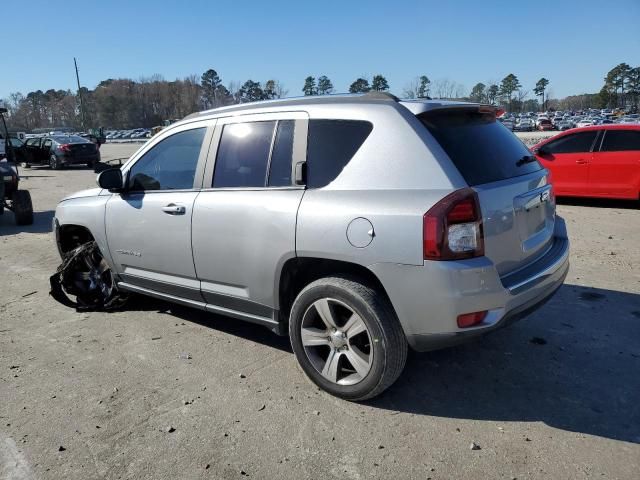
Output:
[161, 204, 186, 215]
[575, 159, 588, 164]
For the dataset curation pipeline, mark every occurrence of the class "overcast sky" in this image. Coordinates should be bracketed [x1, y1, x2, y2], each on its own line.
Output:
[2, 0, 639, 100]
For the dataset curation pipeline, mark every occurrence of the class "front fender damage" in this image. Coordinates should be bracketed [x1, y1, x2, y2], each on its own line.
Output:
[49, 241, 128, 311]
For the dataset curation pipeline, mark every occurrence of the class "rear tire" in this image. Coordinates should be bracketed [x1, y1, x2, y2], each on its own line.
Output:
[289, 276, 407, 401]
[12, 190, 34, 225]
[49, 155, 61, 170]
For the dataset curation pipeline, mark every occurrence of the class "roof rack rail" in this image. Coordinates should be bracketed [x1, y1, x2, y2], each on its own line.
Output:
[363, 91, 400, 102]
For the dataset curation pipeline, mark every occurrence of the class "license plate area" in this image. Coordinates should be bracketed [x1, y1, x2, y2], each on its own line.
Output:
[513, 185, 554, 252]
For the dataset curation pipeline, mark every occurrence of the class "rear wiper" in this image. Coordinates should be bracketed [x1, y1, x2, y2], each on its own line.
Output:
[516, 155, 537, 167]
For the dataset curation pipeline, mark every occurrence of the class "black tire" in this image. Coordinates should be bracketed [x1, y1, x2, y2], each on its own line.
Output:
[86, 160, 95, 169]
[49, 154, 61, 170]
[12, 190, 34, 225]
[289, 276, 407, 401]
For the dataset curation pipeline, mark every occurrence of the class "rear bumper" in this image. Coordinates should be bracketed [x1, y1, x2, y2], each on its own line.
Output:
[60, 153, 100, 165]
[369, 217, 570, 352]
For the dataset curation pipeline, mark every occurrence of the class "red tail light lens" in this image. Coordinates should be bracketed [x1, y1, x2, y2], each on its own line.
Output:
[59, 144, 71, 152]
[423, 188, 484, 260]
[457, 311, 488, 328]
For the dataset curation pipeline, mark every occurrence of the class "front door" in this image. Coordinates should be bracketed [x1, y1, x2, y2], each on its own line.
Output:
[105, 124, 211, 301]
[191, 114, 307, 319]
[589, 129, 640, 199]
[537, 130, 598, 196]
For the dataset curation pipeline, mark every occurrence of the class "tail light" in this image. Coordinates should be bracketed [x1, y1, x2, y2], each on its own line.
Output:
[457, 311, 488, 328]
[423, 188, 484, 260]
[59, 144, 71, 153]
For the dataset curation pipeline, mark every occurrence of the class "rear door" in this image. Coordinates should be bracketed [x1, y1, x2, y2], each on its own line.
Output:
[589, 129, 640, 199]
[191, 112, 307, 319]
[535, 130, 598, 196]
[420, 108, 555, 276]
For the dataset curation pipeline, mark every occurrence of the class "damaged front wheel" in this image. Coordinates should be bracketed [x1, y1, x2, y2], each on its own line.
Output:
[50, 241, 126, 311]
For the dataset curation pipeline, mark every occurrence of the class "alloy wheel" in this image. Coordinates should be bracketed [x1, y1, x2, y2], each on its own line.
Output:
[300, 298, 373, 385]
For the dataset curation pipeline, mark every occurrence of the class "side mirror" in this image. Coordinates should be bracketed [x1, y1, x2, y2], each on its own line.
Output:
[97, 168, 124, 191]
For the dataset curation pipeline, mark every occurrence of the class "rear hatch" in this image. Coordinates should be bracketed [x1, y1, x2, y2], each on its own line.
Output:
[419, 107, 555, 277]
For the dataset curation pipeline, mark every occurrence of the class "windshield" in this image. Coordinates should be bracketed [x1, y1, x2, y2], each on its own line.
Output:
[419, 109, 542, 186]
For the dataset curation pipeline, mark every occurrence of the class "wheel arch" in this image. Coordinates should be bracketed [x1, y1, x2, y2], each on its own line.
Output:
[276, 256, 397, 330]
[56, 223, 96, 255]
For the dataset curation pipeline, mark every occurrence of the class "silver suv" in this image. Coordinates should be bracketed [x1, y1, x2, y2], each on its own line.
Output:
[53, 92, 569, 400]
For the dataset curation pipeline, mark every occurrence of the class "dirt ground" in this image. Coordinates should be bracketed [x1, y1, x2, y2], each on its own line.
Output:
[1, 143, 639, 480]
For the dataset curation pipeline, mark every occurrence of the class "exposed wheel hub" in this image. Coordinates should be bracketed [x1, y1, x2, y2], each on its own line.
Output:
[329, 330, 348, 350]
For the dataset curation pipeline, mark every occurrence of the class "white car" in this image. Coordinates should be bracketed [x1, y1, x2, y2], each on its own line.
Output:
[576, 119, 594, 128]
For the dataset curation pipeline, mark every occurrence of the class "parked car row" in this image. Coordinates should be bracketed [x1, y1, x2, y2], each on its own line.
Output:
[106, 128, 151, 140]
[500, 111, 640, 132]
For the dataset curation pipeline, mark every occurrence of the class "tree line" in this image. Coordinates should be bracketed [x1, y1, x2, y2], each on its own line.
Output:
[2, 62, 637, 131]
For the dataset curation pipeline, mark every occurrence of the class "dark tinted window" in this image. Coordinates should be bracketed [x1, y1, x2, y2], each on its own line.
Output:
[213, 121, 275, 188]
[420, 110, 542, 186]
[544, 131, 597, 154]
[128, 127, 205, 191]
[52, 135, 89, 144]
[306, 120, 372, 188]
[600, 130, 640, 152]
[268, 120, 294, 187]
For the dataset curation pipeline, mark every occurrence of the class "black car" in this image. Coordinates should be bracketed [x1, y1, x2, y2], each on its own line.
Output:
[24, 135, 100, 169]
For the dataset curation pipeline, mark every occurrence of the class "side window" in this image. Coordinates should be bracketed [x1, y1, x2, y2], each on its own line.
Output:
[213, 121, 275, 188]
[128, 127, 206, 191]
[42, 139, 52, 149]
[545, 131, 597, 154]
[268, 120, 295, 187]
[306, 120, 373, 188]
[600, 130, 640, 152]
[26, 139, 39, 147]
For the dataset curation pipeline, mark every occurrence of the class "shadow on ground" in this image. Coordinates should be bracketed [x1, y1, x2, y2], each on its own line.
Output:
[0, 210, 54, 235]
[119, 283, 640, 444]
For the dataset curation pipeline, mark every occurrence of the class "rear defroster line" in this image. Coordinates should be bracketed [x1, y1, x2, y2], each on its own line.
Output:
[49, 241, 128, 311]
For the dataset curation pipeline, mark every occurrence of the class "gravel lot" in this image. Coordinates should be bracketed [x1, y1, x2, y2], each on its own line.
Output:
[1, 143, 639, 479]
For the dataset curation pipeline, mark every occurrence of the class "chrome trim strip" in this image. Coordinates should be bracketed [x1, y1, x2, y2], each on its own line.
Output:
[117, 282, 278, 328]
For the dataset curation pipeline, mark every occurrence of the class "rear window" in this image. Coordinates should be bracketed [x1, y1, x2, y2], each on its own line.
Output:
[52, 135, 89, 143]
[420, 110, 542, 186]
[307, 120, 372, 188]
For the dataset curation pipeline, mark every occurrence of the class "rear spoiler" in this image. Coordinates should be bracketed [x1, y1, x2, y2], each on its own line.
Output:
[401, 101, 503, 117]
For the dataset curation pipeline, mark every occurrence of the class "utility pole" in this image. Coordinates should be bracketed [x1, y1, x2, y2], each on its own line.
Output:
[74, 57, 86, 131]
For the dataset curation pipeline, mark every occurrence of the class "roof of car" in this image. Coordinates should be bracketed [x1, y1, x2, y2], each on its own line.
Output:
[568, 124, 640, 131]
[183, 92, 481, 120]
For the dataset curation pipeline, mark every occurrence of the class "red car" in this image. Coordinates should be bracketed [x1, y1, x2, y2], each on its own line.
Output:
[532, 125, 640, 200]
[537, 119, 553, 131]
